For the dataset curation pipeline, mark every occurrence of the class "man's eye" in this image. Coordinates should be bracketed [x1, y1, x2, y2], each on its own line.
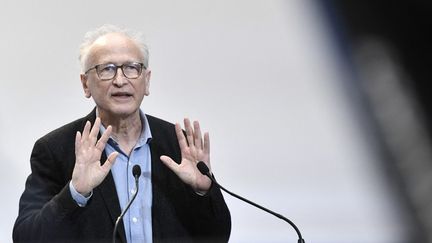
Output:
[100, 65, 116, 72]
[124, 64, 139, 71]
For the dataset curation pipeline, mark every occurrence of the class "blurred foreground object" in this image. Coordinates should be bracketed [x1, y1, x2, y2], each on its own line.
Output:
[327, 0, 432, 241]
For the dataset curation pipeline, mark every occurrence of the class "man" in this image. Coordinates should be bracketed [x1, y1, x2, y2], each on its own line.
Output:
[13, 25, 231, 243]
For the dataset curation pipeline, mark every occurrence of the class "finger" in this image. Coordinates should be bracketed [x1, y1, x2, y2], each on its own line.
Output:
[204, 132, 210, 156]
[175, 123, 188, 152]
[75, 131, 82, 151]
[160, 155, 180, 174]
[101, 151, 118, 174]
[184, 118, 194, 147]
[81, 121, 91, 141]
[203, 132, 211, 171]
[89, 117, 101, 143]
[96, 125, 112, 151]
[184, 118, 198, 156]
[193, 121, 203, 150]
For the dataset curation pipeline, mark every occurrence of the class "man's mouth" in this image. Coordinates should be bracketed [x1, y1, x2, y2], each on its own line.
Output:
[111, 92, 133, 97]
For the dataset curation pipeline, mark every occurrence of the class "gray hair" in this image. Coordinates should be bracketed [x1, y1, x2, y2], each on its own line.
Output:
[78, 24, 149, 72]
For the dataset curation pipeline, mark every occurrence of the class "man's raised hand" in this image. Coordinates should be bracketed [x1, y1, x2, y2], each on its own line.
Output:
[160, 118, 212, 194]
[72, 117, 118, 196]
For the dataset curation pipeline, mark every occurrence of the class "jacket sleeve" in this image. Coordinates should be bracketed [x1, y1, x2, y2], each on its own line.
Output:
[13, 137, 80, 242]
[149, 117, 232, 242]
[187, 179, 232, 242]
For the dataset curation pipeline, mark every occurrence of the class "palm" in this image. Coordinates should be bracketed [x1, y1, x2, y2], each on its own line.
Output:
[72, 118, 118, 195]
[160, 119, 212, 193]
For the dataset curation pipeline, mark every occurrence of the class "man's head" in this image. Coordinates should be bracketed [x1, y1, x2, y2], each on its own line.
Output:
[79, 25, 151, 119]
[79, 24, 149, 72]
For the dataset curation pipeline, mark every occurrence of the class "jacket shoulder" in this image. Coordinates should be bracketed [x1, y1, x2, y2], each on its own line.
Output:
[146, 114, 174, 127]
[146, 114, 176, 135]
[146, 114, 181, 155]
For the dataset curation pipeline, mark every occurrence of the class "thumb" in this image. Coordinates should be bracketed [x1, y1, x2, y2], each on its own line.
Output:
[160, 155, 179, 174]
[101, 151, 118, 173]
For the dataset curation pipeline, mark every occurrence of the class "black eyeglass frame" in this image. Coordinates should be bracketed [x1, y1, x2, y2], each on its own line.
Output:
[84, 62, 146, 81]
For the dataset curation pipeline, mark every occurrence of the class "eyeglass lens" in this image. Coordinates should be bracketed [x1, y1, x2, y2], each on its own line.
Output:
[97, 63, 143, 80]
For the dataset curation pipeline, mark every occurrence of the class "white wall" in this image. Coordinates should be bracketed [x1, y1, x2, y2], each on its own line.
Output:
[0, 0, 408, 242]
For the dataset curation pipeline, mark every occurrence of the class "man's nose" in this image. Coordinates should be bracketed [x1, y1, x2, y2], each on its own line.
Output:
[112, 67, 127, 86]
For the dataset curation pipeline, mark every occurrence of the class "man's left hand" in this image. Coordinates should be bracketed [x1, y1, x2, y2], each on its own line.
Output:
[160, 118, 212, 194]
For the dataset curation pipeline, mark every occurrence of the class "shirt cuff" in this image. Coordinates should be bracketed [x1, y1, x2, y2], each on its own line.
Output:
[69, 181, 92, 207]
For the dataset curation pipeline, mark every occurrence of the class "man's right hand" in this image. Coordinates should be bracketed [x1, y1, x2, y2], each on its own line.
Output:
[72, 117, 118, 196]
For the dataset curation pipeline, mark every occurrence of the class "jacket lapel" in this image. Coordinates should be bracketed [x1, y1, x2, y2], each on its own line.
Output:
[84, 108, 126, 243]
[97, 167, 126, 243]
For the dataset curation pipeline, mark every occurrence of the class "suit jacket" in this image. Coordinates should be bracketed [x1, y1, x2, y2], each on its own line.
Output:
[13, 110, 231, 243]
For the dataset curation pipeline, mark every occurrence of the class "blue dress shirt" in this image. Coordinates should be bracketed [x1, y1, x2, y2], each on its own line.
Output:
[70, 110, 153, 243]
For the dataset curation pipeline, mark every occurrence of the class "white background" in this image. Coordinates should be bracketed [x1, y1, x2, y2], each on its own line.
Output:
[0, 1, 408, 242]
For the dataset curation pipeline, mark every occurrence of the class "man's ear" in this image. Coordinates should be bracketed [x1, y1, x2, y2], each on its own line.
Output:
[80, 74, 91, 98]
[144, 70, 151, 96]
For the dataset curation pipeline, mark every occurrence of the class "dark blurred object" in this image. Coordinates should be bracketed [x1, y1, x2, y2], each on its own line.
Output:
[330, 0, 432, 127]
[320, 0, 432, 242]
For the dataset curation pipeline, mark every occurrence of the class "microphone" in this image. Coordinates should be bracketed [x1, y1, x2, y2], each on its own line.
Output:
[112, 165, 142, 243]
[196, 161, 305, 243]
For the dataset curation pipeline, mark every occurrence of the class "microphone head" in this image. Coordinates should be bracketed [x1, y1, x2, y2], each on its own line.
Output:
[132, 165, 141, 178]
[196, 161, 210, 175]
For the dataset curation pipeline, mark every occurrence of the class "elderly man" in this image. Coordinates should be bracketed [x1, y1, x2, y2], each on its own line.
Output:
[13, 25, 231, 243]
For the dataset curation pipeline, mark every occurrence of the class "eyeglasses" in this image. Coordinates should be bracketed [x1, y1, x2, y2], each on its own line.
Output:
[85, 62, 146, 81]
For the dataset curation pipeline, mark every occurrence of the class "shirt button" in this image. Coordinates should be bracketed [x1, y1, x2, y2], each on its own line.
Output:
[131, 188, 136, 194]
[132, 217, 138, 223]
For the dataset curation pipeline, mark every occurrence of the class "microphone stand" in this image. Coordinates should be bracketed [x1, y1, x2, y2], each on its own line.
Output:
[112, 165, 141, 243]
[197, 161, 305, 243]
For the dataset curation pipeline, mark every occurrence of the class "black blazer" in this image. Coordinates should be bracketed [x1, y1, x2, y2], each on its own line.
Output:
[13, 110, 231, 243]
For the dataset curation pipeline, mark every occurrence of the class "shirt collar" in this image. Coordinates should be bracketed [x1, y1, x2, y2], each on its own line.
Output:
[97, 108, 153, 148]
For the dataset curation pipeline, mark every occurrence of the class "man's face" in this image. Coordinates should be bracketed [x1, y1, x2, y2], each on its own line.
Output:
[80, 33, 151, 119]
